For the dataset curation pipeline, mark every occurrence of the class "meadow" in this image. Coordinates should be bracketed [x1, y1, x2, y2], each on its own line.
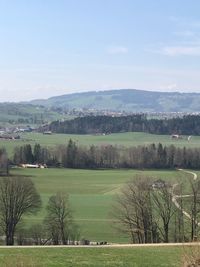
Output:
[1, 130, 199, 243]
[11, 167, 194, 243]
[1, 134, 199, 267]
[1, 131, 200, 156]
[0, 246, 184, 267]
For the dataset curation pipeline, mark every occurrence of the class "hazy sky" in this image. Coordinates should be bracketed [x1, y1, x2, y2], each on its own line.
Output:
[1, 0, 200, 102]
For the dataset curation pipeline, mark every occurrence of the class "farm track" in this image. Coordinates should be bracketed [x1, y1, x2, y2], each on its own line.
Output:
[172, 169, 199, 224]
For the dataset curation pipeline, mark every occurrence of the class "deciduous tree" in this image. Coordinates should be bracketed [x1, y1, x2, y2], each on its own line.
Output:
[44, 192, 78, 245]
[0, 176, 41, 245]
[113, 176, 159, 243]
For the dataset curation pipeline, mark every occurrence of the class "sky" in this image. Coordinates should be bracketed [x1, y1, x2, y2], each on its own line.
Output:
[1, 0, 200, 102]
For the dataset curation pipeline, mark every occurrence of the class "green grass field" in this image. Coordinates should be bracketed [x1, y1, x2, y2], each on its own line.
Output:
[10, 168, 193, 243]
[1, 131, 200, 156]
[0, 246, 184, 267]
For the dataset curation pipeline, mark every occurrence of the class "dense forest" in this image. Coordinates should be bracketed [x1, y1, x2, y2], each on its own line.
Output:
[10, 140, 200, 169]
[42, 114, 200, 135]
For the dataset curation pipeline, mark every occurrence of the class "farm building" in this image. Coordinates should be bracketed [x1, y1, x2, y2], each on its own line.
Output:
[151, 179, 167, 189]
[20, 164, 47, 168]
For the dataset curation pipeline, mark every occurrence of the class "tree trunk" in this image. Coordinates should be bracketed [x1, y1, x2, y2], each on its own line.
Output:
[191, 218, 195, 241]
[6, 233, 14, 245]
[61, 226, 67, 245]
[6, 224, 15, 245]
[164, 224, 169, 243]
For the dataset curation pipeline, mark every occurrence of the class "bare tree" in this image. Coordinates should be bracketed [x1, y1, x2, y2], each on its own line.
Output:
[188, 178, 200, 241]
[0, 176, 41, 245]
[151, 183, 175, 243]
[112, 176, 159, 244]
[44, 216, 60, 245]
[45, 192, 78, 245]
[173, 181, 185, 242]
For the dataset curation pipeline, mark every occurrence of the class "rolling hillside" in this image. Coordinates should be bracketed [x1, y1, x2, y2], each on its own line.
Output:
[0, 103, 72, 126]
[1, 89, 200, 126]
[30, 89, 200, 112]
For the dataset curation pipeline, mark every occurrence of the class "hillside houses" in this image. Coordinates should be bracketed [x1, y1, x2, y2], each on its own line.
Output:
[0, 125, 36, 140]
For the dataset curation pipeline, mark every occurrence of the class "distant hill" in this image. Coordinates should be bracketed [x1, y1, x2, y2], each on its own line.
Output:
[30, 89, 200, 112]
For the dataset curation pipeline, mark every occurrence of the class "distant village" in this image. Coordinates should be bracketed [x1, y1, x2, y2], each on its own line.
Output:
[63, 108, 200, 119]
[0, 126, 32, 140]
[0, 125, 41, 140]
[0, 125, 54, 140]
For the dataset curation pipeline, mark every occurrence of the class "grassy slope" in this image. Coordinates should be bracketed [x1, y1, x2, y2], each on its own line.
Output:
[0, 246, 182, 267]
[12, 168, 191, 243]
[0, 103, 73, 126]
[1, 131, 200, 156]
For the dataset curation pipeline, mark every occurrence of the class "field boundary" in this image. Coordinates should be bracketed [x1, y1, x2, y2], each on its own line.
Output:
[0, 242, 200, 248]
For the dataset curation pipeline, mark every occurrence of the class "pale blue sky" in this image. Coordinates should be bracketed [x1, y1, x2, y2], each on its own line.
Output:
[0, 0, 200, 101]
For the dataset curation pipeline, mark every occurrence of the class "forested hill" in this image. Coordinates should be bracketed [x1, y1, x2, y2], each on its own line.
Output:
[31, 89, 200, 112]
[42, 114, 200, 135]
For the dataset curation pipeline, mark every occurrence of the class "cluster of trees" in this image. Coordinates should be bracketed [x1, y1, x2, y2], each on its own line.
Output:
[12, 141, 200, 170]
[13, 144, 58, 166]
[42, 114, 200, 135]
[43, 114, 146, 134]
[0, 176, 78, 245]
[113, 175, 200, 243]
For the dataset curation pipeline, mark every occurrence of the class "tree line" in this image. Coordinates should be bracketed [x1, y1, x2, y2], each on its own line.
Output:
[11, 140, 200, 169]
[41, 114, 200, 135]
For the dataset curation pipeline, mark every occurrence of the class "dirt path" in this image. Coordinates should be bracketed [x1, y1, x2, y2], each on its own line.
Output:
[178, 169, 197, 180]
[172, 169, 199, 224]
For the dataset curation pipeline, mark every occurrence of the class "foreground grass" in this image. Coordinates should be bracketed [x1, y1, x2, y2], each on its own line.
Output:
[0, 247, 182, 267]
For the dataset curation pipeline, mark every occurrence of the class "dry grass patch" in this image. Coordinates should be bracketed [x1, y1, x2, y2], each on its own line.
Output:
[181, 246, 200, 267]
